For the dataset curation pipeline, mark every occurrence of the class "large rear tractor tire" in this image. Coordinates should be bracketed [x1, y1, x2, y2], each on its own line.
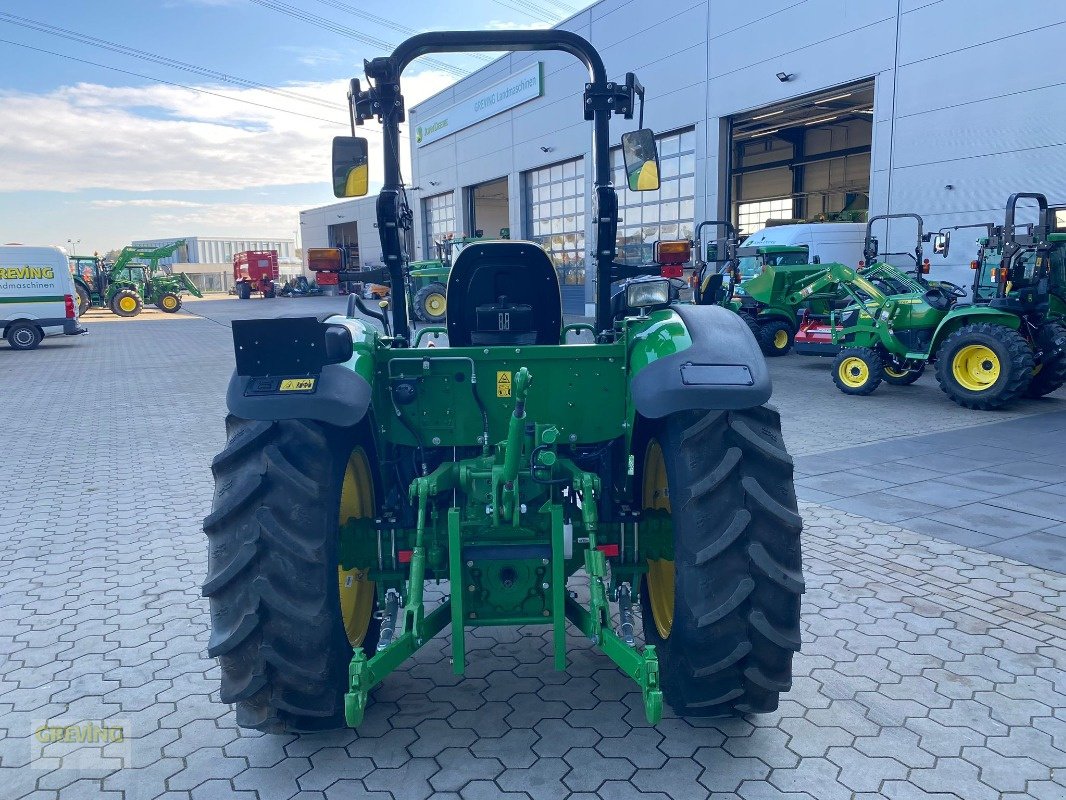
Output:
[235, 282, 252, 300]
[934, 323, 1034, 409]
[76, 285, 92, 316]
[111, 289, 143, 318]
[414, 282, 447, 324]
[758, 319, 795, 357]
[832, 347, 883, 396]
[1024, 322, 1066, 398]
[638, 406, 803, 717]
[203, 417, 381, 733]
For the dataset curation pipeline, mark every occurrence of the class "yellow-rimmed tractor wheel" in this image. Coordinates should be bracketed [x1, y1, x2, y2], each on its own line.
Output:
[832, 347, 883, 396]
[637, 406, 803, 717]
[110, 289, 143, 318]
[882, 361, 925, 386]
[157, 292, 182, 313]
[414, 282, 448, 324]
[758, 319, 795, 357]
[203, 417, 381, 733]
[934, 323, 1033, 409]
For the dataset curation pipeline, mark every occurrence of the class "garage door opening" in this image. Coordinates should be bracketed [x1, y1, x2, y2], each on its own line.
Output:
[328, 220, 359, 267]
[465, 177, 510, 240]
[729, 79, 874, 235]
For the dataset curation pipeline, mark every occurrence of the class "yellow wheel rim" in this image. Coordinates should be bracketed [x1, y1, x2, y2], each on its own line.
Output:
[773, 329, 789, 350]
[119, 296, 137, 313]
[338, 447, 376, 648]
[952, 344, 1001, 392]
[884, 365, 907, 378]
[424, 292, 446, 317]
[643, 439, 674, 640]
[162, 296, 178, 310]
[838, 356, 870, 388]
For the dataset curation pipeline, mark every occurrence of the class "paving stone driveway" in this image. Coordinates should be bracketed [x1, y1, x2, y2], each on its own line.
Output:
[2, 306, 1064, 799]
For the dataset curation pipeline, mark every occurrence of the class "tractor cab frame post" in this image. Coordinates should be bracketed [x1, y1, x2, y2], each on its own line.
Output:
[348, 29, 644, 342]
[864, 213, 934, 281]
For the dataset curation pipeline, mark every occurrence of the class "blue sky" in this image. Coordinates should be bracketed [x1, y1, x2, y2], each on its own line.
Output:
[0, 0, 578, 255]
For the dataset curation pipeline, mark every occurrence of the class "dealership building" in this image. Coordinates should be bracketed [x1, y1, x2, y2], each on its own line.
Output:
[299, 0, 1066, 314]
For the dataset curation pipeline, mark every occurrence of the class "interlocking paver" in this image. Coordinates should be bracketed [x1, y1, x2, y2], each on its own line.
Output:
[1, 300, 1064, 800]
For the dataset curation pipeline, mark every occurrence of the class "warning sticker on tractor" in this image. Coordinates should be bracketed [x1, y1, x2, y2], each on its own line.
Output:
[280, 378, 316, 392]
[496, 371, 512, 398]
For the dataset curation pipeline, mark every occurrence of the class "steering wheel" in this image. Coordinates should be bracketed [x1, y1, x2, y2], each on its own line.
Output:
[938, 281, 968, 298]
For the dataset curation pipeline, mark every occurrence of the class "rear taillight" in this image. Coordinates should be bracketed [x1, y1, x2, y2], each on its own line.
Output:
[64, 294, 76, 319]
[660, 265, 684, 279]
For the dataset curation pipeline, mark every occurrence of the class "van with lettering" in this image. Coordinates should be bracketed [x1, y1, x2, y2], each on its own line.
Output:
[0, 245, 87, 350]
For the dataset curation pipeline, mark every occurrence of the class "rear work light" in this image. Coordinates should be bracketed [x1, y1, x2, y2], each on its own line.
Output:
[654, 239, 691, 267]
[64, 294, 76, 319]
[306, 247, 344, 272]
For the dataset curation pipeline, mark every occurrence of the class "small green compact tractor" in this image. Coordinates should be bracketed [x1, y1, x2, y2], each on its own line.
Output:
[691, 220, 833, 356]
[791, 195, 1065, 407]
[939, 193, 1066, 397]
[407, 236, 481, 323]
[203, 29, 802, 734]
[70, 241, 202, 317]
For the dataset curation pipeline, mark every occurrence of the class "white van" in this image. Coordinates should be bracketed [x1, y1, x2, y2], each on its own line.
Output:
[739, 222, 866, 267]
[0, 245, 87, 350]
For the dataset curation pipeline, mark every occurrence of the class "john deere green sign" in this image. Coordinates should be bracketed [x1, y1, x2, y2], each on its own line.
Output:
[415, 62, 543, 148]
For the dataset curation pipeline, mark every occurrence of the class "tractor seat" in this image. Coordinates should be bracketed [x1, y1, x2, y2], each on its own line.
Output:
[922, 286, 956, 312]
[446, 241, 562, 347]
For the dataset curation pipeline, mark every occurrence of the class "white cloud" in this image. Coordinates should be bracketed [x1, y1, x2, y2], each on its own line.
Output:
[90, 199, 207, 209]
[0, 70, 455, 194]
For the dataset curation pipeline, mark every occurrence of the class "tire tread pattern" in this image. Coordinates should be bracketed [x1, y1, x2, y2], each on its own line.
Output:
[641, 405, 803, 717]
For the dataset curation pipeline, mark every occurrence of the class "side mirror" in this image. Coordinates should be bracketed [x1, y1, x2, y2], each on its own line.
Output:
[620, 129, 660, 192]
[812, 255, 821, 264]
[865, 237, 879, 261]
[933, 231, 951, 257]
[332, 136, 370, 198]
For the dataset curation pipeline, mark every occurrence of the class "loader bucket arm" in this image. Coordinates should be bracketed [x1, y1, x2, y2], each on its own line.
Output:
[353, 30, 641, 342]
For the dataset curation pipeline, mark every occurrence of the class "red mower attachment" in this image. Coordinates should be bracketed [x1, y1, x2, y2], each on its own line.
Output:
[793, 311, 841, 356]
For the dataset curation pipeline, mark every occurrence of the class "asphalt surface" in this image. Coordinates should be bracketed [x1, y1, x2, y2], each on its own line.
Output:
[1, 296, 1064, 800]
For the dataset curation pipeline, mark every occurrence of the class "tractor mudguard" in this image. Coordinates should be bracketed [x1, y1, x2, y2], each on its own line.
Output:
[225, 316, 374, 427]
[631, 304, 771, 417]
[225, 366, 372, 427]
[930, 305, 1021, 352]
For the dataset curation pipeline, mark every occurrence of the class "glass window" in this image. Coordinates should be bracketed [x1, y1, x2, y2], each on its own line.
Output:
[422, 191, 457, 256]
[736, 199, 794, 236]
[523, 157, 587, 286]
[611, 128, 696, 265]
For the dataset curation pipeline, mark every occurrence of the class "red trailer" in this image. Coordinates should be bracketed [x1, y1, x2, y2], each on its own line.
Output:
[233, 250, 279, 299]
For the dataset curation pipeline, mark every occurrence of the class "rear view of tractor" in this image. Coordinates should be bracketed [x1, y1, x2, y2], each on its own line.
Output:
[203, 30, 802, 735]
[233, 250, 279, 299]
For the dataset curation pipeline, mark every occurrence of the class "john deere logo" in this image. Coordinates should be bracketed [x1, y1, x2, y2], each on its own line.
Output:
[416, 126, 423, 143]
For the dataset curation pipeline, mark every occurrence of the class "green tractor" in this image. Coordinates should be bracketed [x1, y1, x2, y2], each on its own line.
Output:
[407, 235, 482, 323]
[69, 241, 202, 317]
[692, 220, 833, 357]
[203, 29, 802, 734]
[792, 194, 1065, 407]
[939, 193, 1066, 397]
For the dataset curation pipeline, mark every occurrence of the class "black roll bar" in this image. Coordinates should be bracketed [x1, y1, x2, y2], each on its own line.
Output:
[864, 213, 926, 281]
[353, 30, 638, 342]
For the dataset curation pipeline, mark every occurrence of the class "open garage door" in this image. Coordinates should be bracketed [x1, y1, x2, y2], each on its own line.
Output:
[729, 80, 873, 235]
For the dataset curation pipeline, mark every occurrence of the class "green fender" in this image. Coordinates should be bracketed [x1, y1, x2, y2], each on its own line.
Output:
[930, 306, 1021, 353]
